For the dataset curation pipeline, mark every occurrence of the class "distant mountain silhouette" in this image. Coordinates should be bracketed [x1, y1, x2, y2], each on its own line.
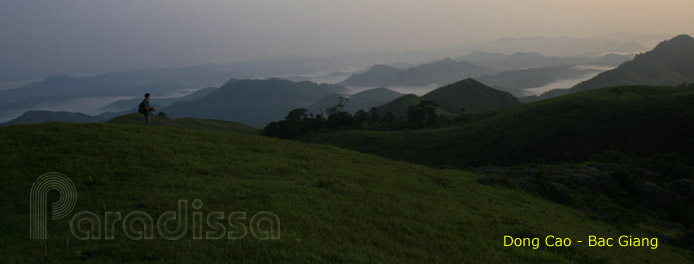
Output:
[100, 87, 218, 113]
[571, 34, 694, 92]
[376, 78, 518, 118]
[307, 88, 403, 115]
[340, 52, 632, 93]
[163, 78, 346, 127]
[338, 65, 402, 87]
[1, 110, 122, 126]
[457, 51, 631, 69]
[0, 77, 187, 118]
[339, 58, 500, 87]
[474, 33, 661, 57]
[610, 42, 647, 53]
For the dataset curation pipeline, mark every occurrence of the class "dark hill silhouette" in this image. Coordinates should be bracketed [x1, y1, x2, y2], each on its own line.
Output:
[163, 78, 346, 127]
[375, 78, 518, 118]
[422, 78, 519, 114]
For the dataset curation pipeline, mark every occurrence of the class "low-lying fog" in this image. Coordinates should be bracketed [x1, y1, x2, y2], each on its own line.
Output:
[526, 65, 616, 95]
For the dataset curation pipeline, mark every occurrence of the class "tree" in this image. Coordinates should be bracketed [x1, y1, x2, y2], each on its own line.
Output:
[285, 108, 308, 121]
[408, 100, 439, 128]
[368, 107, 380, 123]
[264, 108, 313, 139]
[327, 96, 350, 129]
[382, 112, 396, 124]
[327, 112, 354, 129]
[353, 109, 369, 128]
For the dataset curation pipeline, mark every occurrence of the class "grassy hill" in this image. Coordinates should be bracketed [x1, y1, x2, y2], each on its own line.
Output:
[422, 78, 519, 114]
[1, 123, 691, 262]
[1, 110, 107, 126]
[375, 78, 519, 118]
[109, 113, 259, 134]
[301, 85, 694, 168]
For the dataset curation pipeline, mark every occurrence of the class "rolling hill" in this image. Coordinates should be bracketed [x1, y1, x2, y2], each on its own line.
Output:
[163, 78, 347, 127]
[0, 110, 111, 126]
[339, 58, 500, 87]
[422, 78, 519, 114]
[571, 34, 694, 92]
[375, 78, 519, 118]
[108, 113, 259, 134]
[301, 85, 694, 168]
[1, 122, 691, 263]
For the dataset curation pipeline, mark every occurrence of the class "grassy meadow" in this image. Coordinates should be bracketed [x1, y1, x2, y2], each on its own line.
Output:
[1, 122, 691, 263]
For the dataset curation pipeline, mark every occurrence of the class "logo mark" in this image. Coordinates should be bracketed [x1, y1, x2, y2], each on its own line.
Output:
[30, 172, 77, 239]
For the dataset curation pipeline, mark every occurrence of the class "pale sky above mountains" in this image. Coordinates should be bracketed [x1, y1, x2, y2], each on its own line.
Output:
[2, 0, 693, 77]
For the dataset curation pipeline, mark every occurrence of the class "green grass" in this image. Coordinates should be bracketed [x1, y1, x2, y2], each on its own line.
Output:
[1, 122, 691, 263]
[109, 113, 260, 134]
[300, 85, 694, 168]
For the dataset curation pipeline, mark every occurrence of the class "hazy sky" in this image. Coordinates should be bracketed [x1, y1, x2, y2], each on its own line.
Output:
[1, 0, 693, 78]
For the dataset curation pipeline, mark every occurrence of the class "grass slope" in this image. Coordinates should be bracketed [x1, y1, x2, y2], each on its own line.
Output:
[2, 110, 106, 126]
[301, 85, 694, 168]
[1, 123, 690, 263]
[109, 113, 259, 134]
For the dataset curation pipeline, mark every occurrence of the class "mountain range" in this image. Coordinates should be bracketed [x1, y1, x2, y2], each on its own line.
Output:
[456, 51, 630, 69]
[338, 52, 632, 93]
[99, 87, 218, 113]
[339, 58, 501, 87]
[524, 34, 694, 101]
[571, 34, 694, 92]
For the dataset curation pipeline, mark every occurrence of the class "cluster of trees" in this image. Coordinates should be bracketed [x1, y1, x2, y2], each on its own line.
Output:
[264, 97, 467, 139]
[264, 97, 398, 139]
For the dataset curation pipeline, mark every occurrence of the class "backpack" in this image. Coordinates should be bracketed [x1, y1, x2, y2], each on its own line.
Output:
[138, 102, 146, 114]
